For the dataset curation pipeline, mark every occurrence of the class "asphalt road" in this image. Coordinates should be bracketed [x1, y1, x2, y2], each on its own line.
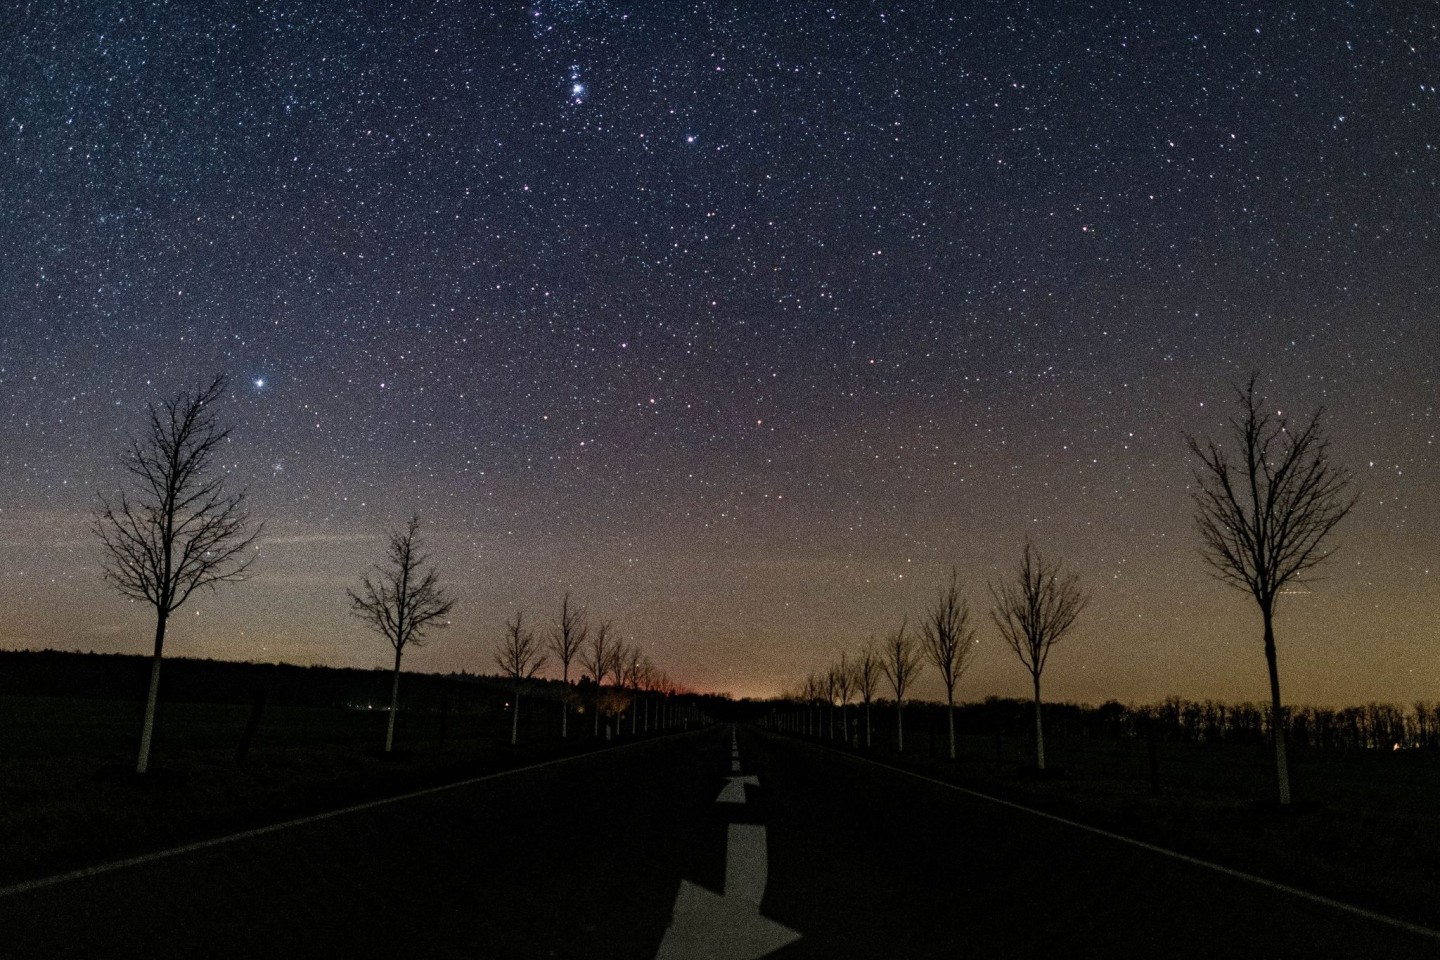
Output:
[1, 725, 1434, 959]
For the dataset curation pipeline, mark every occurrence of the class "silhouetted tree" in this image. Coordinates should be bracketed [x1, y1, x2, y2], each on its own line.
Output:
[833, 653, 855, 745]
[637, 655, 659, 732]
[880, 618, 923, 752]
[581, 620, 616, 737]
[621, 645, 645, 735]
[821, 666, 839, 738]
[495, 610, 548, 746]
[919, 569, 979, 760]
[348, 516, 454, 753]
[94, 375, 261, 774]
[653, 668, 674, 729]
[989, 542, 1089, 771]
[547, 593, 587, 738]
[855, 643, 882, 748]
[804, 671, 823, 736]
[605, 639, 631, 737]
[1187, 374, 1357, 805]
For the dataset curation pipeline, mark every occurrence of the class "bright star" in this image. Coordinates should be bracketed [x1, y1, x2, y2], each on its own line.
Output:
[254, 378, 265, 390]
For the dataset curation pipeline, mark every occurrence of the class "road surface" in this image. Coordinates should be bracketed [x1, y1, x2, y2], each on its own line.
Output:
[1, 726, 1434, 958]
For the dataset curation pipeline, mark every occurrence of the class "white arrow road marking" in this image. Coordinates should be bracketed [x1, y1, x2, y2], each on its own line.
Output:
[655, 734, 801, 959]
[657, 881, 801, 960]
[723, 824, 769, 904]
[716, 775, 758, 805]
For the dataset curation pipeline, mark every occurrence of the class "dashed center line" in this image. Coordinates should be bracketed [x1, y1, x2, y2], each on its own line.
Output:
[655, 727, 801, 959]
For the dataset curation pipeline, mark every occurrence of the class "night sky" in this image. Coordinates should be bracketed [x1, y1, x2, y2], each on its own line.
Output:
[2, 1, 1436, 705]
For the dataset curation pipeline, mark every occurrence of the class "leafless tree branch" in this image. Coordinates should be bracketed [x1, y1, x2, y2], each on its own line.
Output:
[93, 375, 262, 774]
[1185, 373, 1357, 804]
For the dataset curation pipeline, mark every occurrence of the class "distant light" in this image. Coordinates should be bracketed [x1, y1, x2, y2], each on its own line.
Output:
[254, 378, 265, 389]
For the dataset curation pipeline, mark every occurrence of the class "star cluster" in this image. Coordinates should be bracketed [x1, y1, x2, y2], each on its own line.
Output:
[1, 1, 1436, 703]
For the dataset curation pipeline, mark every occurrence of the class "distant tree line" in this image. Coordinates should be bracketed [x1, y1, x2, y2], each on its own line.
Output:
[0, 648, 721, 743]
[764, 692, 1440, 753]
[0, 648, 511, 712]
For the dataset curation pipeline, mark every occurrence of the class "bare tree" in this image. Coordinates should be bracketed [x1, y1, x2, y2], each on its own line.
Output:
[803, 671, 822, 737]
[495, 610, 548, 746]
[879, 618, 923, 752]
[652, 668, 674, 729]
[605, 639, 631, 737]
[989, 542, 1089, 772]
[854, 643, 882, 748]
[637, 655, 659, 732]
[920, 569, 979, 760]
[833, 653, 855, 746]
[94, 375, 261, 774]
[348, 516, 455, 753]
[621, 645, 644, 735]
[547, 593, 588, 738]
[1187, 374, 1357, 805]
[821, 667, 839, 739]
[581, 620, 616, 737]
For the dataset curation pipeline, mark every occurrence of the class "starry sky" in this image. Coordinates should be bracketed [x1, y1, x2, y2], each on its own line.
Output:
[2, 1, 1436, 706]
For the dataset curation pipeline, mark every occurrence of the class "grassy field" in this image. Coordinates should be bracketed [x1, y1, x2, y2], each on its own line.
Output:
[782, 709, 1440, 931]
[0, 694, 651, 887]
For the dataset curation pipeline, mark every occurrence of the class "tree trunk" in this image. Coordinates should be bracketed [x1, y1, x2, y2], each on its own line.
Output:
[1263, 606, 1292, 805]
[1032, 672, 1046, 771]
[865, 700, 872, 748]
[632, 699, 638, 735]
[896, 700, 905, 752]
[561, 664, 570, 738]
[136, 613, 168, 774]
[385, 647, 402, 753]
[511, 690, 521, 746]
[946, 688, 956, 761]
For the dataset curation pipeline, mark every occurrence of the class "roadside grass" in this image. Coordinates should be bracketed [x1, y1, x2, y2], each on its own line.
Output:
[790, 717, 1440, 931]
[0, 695, 645, 888]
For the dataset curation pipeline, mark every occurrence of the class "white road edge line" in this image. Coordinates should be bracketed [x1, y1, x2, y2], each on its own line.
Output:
[831, 743, 1440, 943]
[0, 729, 707, 901]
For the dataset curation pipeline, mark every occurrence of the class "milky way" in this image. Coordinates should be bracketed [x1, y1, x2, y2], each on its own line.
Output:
[2, 1, 1436, 704]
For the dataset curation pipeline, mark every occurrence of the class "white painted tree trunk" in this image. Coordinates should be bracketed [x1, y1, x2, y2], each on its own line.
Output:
[1263, 608, 1292, 805]
[1032, 673, 1046, 771]
[135, 626, 165, 774]
[385, 649, 402, 753]
[947, 691, 956, 761]
[511, 691, 520, 745]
